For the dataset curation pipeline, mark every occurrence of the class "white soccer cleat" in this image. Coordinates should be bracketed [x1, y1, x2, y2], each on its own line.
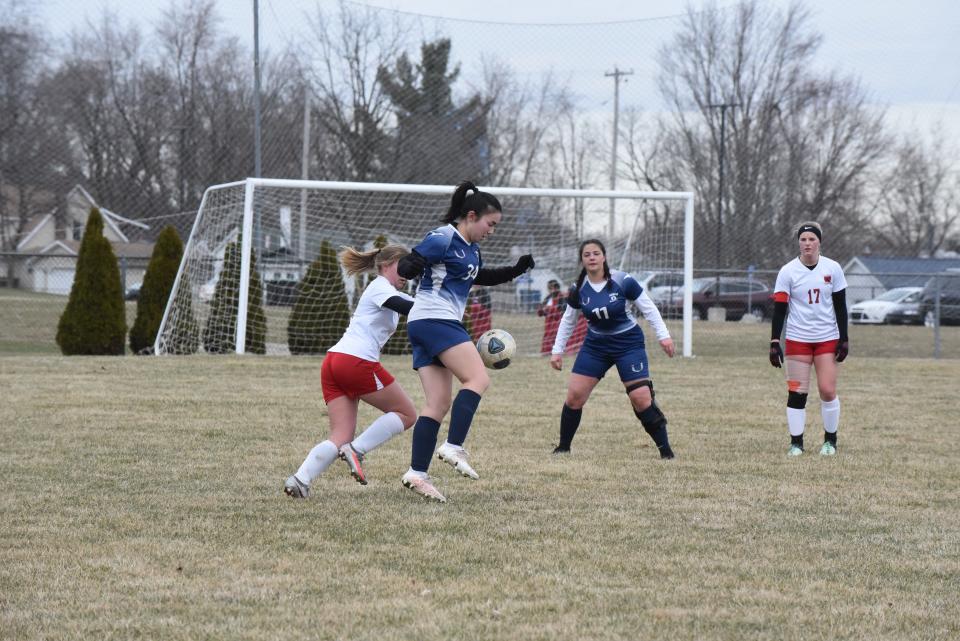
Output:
[339, 443, 367, 485]
[787, 444, 804, 457]
[401, 471, 446, 503]
[436, 442, 479, 480]
[819, 441, 837, 456]
[283, 474, 310, 499]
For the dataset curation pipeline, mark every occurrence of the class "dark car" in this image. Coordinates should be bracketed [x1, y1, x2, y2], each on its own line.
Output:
[124, 283, 142, 301]
[657, 276, 771, 321]
[917, 273, 960, 327]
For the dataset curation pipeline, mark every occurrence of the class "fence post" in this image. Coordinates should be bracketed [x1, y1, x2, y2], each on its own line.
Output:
[934, 275, 941, 359]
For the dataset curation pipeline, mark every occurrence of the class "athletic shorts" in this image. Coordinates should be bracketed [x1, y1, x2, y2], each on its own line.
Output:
[785, 338, 839, 357]
[407, 318, 472, 369]
[320, 352, 395, 403]
[571, 326, 650, 381]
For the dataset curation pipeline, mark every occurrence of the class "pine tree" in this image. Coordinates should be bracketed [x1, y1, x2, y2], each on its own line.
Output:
[130, 226, 190, 354]
[56, 208, 127, 355]
[287, 240, 350, 355]
[203, 240, 267, 354]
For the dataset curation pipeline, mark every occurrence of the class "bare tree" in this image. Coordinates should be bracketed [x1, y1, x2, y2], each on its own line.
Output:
[651, 0, 889, 268]
[305, 0, 407, 182]
[156, 0, 219, 211]
[869, 134, 959, 256]
[477, 60, 571, 187]
[0, 1, 67, 255]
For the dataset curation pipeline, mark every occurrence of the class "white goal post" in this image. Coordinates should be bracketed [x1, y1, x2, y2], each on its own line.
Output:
[154, 178, 695, 357]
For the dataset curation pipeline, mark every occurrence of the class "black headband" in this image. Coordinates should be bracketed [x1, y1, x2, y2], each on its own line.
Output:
[797, 225, 822, 241]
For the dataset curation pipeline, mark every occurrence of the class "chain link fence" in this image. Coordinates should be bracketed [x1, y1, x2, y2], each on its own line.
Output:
[2, 0, 957, 357]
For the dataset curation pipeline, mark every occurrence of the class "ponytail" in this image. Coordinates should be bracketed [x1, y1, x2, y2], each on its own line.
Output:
[441, 180, 502, 224]
[339, 243, 409, 276]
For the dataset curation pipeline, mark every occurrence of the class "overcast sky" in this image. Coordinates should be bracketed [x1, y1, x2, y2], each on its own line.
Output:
[35, 0, 960, 136]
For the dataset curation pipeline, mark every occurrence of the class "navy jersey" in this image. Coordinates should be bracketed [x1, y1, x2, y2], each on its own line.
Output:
[408, 225, 483, 323]
[567, 270, 643, 335]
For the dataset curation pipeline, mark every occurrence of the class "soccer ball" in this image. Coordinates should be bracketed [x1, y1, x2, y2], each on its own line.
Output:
[476, 329, 516, 370]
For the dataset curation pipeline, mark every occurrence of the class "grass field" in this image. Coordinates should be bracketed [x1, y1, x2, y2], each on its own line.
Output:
[2, 342, 958, 640]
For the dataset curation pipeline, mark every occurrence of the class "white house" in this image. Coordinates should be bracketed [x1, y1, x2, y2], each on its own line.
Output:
[13, 186, 153, 295]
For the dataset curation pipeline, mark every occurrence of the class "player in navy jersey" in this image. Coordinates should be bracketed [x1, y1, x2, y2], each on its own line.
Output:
[283, 244, 418, 499]
[395, 181, 534, 502]
[549, 239, 676, 458]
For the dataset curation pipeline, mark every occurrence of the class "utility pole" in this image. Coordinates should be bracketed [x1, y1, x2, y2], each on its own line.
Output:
[299, 88, 310, 266]
[605, 66, 633, 237]
[706, 102, 738, 298]
[253, 0, 262, 178]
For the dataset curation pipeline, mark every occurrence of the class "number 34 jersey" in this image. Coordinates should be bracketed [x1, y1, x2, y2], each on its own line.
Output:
[408, 224, 482, 323]
[568, 270, 644, 336]
[774, 256, 848, 342]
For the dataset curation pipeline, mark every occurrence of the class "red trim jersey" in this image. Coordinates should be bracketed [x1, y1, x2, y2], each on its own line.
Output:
[774, 256, 848, 342]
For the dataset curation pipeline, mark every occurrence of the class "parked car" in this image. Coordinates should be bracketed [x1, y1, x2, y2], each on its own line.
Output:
[850, 287, 923, 325]
[124, 283, 142, 301]
[658, 276, 771, 321]
[917, 273, 960, 327]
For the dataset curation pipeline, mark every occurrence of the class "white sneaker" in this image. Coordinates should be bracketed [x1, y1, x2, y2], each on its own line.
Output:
[339, 443, 367, 485]
[283, 474, 310, 499]
[436, 442, 479, 480]
[401, 471, 446, 503]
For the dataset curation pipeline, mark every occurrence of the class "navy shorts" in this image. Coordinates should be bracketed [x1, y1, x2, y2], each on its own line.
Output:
[571, 326, 650, 381]
[407, 319, 472, 369]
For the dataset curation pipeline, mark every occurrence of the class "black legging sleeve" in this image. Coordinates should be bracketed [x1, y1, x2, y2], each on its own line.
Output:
[832, 289, 848, 342]
[381, 295, 414, 315]
[473, 265, 522, 286]
[771, 301, 788, 341]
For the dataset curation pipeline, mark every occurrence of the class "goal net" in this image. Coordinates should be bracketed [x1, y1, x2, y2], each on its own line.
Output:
[155, 179, 694, 357]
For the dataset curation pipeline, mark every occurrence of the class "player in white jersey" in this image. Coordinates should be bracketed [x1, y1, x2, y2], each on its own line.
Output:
[284, 244, 418, 499]
[395, 181, 534, 502]
[769, 222, 849, 457]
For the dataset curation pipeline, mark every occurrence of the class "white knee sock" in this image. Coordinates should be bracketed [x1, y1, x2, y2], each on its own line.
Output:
[821, 397, 840, 434]
[295, 440, 339, 485]
[351, 412, 405, 455]
[787, 408, 806, 436]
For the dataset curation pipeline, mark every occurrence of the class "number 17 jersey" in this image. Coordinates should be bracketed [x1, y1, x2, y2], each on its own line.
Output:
[774, 256, 848, 342]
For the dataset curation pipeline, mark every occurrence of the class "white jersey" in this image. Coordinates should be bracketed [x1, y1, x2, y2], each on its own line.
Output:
[774, 256, 848, 342]
[328, 275, 414, 362]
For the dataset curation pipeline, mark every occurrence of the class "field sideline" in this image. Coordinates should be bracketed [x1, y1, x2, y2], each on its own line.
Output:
[1, 351, 958, 640]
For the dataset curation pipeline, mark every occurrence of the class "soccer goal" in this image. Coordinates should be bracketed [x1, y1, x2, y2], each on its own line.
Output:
[154, 178, 695, 357]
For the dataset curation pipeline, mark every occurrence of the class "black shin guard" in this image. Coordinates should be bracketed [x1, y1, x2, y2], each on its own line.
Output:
[636, 403, 674, 459]
[557, 404, 583, 451]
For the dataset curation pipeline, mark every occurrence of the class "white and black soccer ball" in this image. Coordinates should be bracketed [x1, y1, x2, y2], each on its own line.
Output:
[476, 329, 516, 370]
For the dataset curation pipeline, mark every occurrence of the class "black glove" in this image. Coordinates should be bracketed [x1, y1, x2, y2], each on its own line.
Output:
[397, 251, 427, 279]
[835, 340, 849, 362]
[514, 254, 535, 274]
[769, 341, 783, 368]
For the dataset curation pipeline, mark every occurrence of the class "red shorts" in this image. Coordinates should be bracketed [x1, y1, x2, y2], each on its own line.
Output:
[320, 352, 395, 403]
[785, 338, 838, 357]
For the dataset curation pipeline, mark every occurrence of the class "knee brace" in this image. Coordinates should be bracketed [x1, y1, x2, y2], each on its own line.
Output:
[636, 402, 667, 433]
[787, 391, 808, 409]
[626, 379, 654, 401]
[785, 358, 812, 394]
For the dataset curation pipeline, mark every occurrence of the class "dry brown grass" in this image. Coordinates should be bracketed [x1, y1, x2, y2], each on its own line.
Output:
[1, 347, 958, 640]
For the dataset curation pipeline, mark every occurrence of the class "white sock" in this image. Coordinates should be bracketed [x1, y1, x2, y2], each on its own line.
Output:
[787, 408, 806, 437]
[822, 397, 840, 434]
[295, 440, 339, 485]
[351, 412, 405, 455]
[404, 467, 427, 479]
